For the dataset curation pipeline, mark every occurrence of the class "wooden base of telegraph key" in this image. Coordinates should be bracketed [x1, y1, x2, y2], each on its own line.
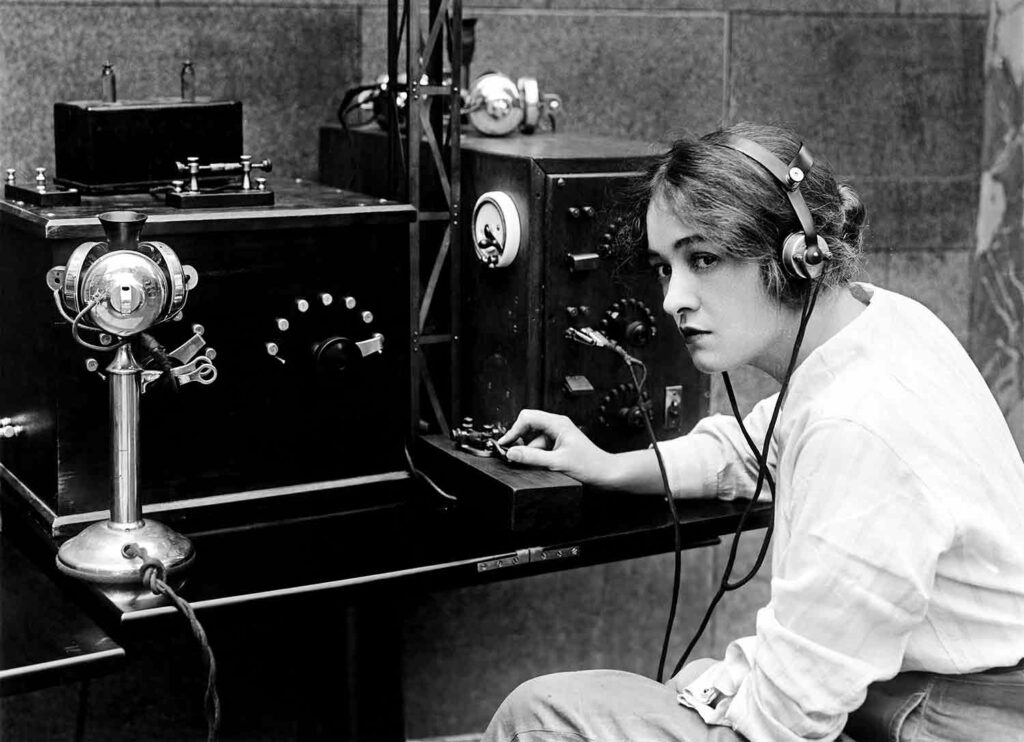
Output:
[414, 433, 583, 532]
[165, 189, 275, 208]
[165, 155, 275, 208]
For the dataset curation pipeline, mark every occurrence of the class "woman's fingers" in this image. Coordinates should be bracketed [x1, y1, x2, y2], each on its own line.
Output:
[498, 409, 565, 447]
[505, 444, 559, 468]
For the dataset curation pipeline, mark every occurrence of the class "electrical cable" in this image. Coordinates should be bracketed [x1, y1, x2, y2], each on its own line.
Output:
[717, 373, 776, 590]
[51, 292, 119, 352]
[403, 442, 459, 505]
[138, 332, 181, 392]
[123, 543, 221, 742]
[617, 350, 683, 683]
[670, 274, 824, 678]
[564, 326, 679, 680]
[718, 280, 821, 592]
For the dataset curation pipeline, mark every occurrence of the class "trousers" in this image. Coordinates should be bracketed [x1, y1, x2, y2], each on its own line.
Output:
[479, 660, 1024, 742]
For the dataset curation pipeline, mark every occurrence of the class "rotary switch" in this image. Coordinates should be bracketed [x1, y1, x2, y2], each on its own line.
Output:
[599, 298, 657, 347]
[597, 383, 653, 429]
[264, 292, 383, 371]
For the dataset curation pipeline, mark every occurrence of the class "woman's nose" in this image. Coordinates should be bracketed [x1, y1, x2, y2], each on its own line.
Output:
[662, 271, 698, 318]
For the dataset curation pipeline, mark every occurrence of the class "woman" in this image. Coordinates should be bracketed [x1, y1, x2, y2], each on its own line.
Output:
[483, 122, 1024, 741]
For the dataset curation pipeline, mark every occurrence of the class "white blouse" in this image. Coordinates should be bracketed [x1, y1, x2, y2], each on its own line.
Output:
[659, 284, 1024, 741]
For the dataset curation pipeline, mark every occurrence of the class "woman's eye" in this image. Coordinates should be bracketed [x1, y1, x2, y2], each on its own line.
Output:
[692, 253, 719, 271]
[651, 263, 671, 279]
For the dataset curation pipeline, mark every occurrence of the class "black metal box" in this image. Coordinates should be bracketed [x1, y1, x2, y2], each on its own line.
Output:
[53, 99, 243, 194]
[0, 183, 415, 538]
[321, 126, 710, 454]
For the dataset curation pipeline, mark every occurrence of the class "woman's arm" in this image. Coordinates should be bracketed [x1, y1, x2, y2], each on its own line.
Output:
[498, 396, 781, 499]
[496, 409, 662, 490]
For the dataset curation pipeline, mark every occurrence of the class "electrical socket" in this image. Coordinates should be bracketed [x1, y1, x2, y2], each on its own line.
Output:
[664, 385, 683, 431]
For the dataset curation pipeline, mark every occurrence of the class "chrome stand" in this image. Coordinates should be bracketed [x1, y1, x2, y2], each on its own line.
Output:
[56, 343, 195, 584]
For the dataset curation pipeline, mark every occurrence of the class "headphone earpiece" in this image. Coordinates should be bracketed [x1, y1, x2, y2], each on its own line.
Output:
[719, 135, 831, 280]
[780, 232, 829, 281]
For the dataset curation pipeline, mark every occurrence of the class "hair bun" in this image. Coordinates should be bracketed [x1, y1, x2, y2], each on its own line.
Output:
[837, 183, 866, 245]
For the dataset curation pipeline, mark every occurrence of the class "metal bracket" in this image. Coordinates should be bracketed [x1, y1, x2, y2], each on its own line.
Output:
[139, 326, 218, 393]
[476, 544, 581, 573]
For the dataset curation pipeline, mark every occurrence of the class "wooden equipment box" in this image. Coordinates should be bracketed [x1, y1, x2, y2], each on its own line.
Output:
[53, 99, 243, 194]
[0, 183, 415, 537]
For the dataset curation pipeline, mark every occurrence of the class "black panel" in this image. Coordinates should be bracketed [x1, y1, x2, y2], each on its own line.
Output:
[0, 190, 411, 532]
[454, 137, 708, 451]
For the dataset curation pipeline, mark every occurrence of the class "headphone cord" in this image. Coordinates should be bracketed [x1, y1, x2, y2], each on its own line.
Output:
[615, 352, 682, 683]
[670, 275, 824, 678]
[719, 279, 822, 592]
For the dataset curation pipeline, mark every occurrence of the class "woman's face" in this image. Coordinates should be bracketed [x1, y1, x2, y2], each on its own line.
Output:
[645, 194, 794, 377]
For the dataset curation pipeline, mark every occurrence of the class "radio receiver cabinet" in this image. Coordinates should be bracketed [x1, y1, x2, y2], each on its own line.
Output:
[0, 183, 415, 538]
[321, 126, 709, 456]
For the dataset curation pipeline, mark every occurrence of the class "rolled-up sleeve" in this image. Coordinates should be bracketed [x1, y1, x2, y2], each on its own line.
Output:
[656, 394, 780, 499]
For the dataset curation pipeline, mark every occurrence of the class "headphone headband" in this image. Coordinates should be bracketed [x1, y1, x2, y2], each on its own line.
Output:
[719, 134, 830, 279]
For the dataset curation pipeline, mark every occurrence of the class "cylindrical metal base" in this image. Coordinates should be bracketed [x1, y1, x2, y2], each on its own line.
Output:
[56, 518, 195, 584]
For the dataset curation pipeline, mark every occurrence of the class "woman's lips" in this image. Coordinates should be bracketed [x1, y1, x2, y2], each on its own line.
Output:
[678, 326, 709, 344]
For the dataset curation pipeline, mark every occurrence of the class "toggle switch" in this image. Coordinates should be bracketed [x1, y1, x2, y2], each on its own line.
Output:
[563, 374, 595, 396]
[664, 385, 683, 432]
[566, 252, 600, 272]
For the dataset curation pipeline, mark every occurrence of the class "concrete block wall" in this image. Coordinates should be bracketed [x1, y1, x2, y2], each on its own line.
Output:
[0, 1, 989, 739]
[0, 0, 363, 183]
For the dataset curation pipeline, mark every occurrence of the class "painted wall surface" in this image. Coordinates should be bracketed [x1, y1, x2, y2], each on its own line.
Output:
[0, 1, 990, 740]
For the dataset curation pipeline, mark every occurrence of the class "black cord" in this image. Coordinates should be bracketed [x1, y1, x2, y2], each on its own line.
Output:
[618, 355, 683, 683]
[670, 275, 824, 677]
[137, 332, 180, 392]
[718, 373, 776, 590]
[403, 442, 458, 505]
[719, 284, 821, 593]
[123, 544, 221, 742]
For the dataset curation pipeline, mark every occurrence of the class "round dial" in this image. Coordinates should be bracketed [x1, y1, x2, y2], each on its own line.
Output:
[472, 191, 521, 269]
[263, 292, 384, 373]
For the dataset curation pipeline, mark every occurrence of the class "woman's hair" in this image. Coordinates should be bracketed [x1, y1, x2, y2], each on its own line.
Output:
[615, 121, 866, 306]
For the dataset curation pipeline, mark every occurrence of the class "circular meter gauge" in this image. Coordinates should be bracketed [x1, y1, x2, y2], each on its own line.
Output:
[472, 191, 521, 268]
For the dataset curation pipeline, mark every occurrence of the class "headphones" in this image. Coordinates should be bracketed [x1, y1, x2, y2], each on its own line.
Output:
[720, 135, 831, 280]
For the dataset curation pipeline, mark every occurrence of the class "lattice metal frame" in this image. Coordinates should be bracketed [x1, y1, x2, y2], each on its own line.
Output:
[387, 0, 462, 438]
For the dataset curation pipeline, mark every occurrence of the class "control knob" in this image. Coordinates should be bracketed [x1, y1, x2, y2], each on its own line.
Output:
[597, 383, 652, 429]
[600, 298, 657, 347]
[314, 333, 384, 372]
[264, 292, 384, 371]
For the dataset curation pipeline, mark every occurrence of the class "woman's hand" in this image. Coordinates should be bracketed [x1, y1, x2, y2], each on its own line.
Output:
[496, 409, 617, 486]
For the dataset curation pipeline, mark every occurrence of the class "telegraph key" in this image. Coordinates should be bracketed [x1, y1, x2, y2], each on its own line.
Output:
[451, 418, 514, 462]
[165, 155, 274, 208]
